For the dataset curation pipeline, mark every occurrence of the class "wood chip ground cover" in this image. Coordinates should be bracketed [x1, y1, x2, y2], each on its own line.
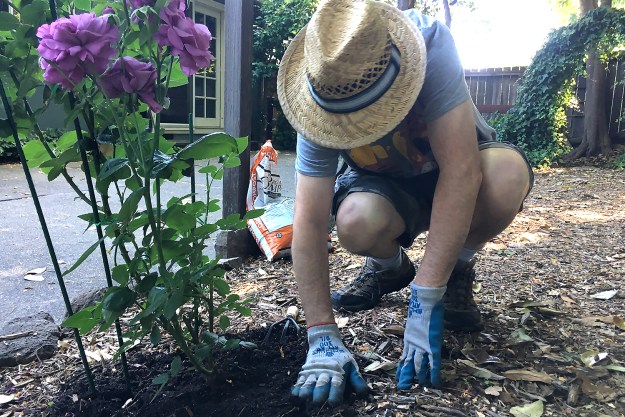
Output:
[1, 165, 624, 417]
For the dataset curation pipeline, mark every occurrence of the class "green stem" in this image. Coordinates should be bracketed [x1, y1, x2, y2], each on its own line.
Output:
[163, 317, 213, 377]
[208, 278, 214, 333]
[7, 69, 93, 206]
[67, 93, 132, 393]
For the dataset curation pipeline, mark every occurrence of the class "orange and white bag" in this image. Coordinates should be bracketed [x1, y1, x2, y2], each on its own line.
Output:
[246, 140, 294, 261]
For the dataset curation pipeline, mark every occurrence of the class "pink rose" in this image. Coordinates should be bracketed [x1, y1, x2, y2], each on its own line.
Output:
[37, 13, 119, 90]
[100, 56, 162, 113]
[155, 0, 213, 76]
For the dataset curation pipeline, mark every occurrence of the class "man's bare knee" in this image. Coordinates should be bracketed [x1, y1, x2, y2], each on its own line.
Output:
[336, 192, 405, 253]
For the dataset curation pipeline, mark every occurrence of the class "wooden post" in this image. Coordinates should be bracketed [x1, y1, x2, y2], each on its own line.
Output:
[216, 0, 258, 260]
[223, 0, 253, 217]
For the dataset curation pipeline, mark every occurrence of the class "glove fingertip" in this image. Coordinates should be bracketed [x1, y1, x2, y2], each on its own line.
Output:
[417, 354, 429, 387]
[299, 384, 314, 401]
[328, 385, 343, 406]
[430, 368, 442, 389]
[346, 363, 369, 396]
[291, 385, 300, 397]
[395, 360, 404, 382]
[396, 358, 416, 391]
[312, 383, 331, 405]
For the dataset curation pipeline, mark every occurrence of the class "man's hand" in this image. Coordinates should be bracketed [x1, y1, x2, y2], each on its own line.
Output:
[292, 324, 368, 405]
[396, 283, 446, 389]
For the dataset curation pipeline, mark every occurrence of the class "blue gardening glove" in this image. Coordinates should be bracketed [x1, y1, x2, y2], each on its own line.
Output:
[292, 324, 368, 405]
[396, 283, 446, 390]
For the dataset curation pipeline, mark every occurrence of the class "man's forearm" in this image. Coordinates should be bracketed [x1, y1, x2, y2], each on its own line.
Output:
[415, 168, 481, 287]
[292, 223, 336, 325]
[291, 174, 337, 326]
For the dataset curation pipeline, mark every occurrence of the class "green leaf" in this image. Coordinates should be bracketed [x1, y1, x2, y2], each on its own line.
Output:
[150, 325, 161, 345]
[63, 236, 106, 276]
[170, 356, 182, 377]
[243, 209, 264, 220]
[118, 186, 145, 223]
[56, 131, 78, 152]
[135, 272, 158, 294]
[219, 315, 230, 331]
[19, 0, 49, 27]
[62, 304, 102, 335]
[163, 205, 196, 233]
[22, 140, 51, 168]
[235, 305, 252, 317]
[152, 373, 169, 385]
[73, 0, 91, 11]
[39, 145, 81, 181]
[163, 291, 186, 320]
[0, 13, 20, 31]
[97, 158, 131, 193]
[195, 345, 213, 361]
[167, 64, 189, 88]
[222, 154, 241, 168]
[235, 136, 248, 154]
[144, 286, 167, 315]
[111, 265, 129, 286]
[176, 132, 238, 161]
[102, 287, 135, 313]
[222, 338, 240, 351]
[212, 278, 230, 297]
[202, 331, 219, 347]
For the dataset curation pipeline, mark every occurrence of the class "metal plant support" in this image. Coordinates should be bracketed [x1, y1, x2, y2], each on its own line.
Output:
[0, 79, 97, 395]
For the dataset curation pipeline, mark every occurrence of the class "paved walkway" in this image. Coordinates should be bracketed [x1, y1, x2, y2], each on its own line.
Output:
[0, 151, 296, 325]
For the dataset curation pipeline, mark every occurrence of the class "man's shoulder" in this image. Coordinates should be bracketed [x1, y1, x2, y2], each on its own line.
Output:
[403, 9, 447, 40]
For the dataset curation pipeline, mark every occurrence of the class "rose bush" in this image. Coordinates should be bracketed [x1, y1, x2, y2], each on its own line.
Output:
[0, 0, 260, 388]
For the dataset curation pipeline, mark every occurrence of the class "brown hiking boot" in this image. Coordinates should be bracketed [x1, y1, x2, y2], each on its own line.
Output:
[443, 258, 484, 332]
[331, 250, 416, 312]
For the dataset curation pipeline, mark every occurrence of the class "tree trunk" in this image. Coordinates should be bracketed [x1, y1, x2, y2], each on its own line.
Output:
[397, 0, 415, 11]
[566, 0, 613, 159]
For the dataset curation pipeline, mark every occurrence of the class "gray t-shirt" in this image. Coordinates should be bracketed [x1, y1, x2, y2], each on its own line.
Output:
[295, 10, 496, 178]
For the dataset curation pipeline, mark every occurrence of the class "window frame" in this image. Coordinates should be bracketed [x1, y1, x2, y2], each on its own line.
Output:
[162, 0, 225, 134]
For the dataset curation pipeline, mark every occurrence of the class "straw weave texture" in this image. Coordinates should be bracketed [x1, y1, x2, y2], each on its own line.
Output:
[277, 0, 426, 149]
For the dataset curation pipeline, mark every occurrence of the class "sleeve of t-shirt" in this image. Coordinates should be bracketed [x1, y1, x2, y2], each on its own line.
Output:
[409, 12, 471, 123]
[295, 133, 340, 177]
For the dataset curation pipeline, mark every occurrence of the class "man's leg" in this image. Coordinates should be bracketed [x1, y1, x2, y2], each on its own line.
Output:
[329, 168, 432, 311]
[335, 191, 405, 258]
[444, 144, 533, 331]
[331, 191, 418, 311]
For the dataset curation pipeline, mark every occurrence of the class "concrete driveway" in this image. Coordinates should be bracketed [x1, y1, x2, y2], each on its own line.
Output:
[0, 150, 296, 325]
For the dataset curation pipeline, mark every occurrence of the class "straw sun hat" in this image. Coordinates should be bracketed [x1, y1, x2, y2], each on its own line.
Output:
[277, 0, 427, 149]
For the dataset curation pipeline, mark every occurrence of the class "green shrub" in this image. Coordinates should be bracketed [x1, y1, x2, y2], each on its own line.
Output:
[497, 6, 625, 166]
[613, 151, 625, 169]
[0, 128, 63, 162]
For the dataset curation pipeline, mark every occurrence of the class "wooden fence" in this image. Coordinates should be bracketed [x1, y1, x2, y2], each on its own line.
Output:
[464, 61, 625, 143]
[465, 66, 525, 117]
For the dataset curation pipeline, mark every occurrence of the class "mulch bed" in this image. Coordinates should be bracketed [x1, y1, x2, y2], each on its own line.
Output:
[1, 162, 624, 417]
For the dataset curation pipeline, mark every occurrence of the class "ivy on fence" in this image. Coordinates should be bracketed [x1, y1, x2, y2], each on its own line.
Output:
[495, 6, 625, 166]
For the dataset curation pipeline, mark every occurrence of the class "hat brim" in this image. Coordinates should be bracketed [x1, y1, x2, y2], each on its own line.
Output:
[277, 2, 427, 149]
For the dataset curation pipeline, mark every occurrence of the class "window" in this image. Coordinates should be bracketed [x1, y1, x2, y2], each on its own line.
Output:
[161, 0, 224, 133]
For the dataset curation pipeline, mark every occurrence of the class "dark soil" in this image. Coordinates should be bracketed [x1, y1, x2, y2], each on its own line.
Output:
[48, 329, 312, 417]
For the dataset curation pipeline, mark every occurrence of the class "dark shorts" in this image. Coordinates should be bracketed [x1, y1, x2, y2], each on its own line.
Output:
[332, 141, 535, 248]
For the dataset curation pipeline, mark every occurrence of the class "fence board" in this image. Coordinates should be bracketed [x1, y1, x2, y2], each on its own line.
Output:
[465, 61, 625, 141]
